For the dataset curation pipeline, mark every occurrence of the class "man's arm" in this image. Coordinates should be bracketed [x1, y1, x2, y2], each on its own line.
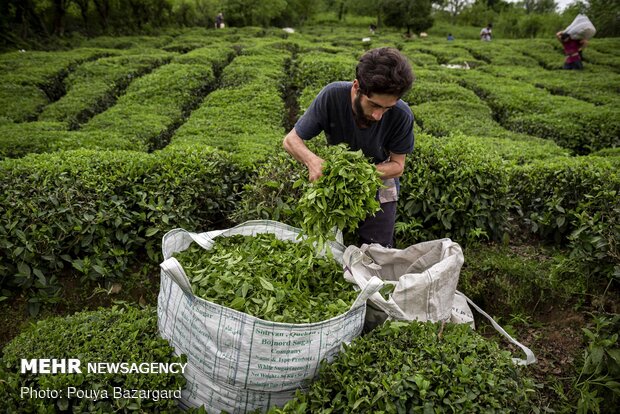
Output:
[283, 128, 325, 181]
[376, 152, 407, 179]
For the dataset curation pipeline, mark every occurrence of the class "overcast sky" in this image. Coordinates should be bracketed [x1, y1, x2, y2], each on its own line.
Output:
[505, 0, 576, 11]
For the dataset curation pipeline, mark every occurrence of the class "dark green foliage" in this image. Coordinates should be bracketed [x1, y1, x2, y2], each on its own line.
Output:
[219, 51, 288, 88]
[174, 233, 356, 323]
[509, 156, 620, 282]
[456, 69, 620, 154]
[170, 82, 285, 166]
[383, 0, 434, 36]
[170, 43, 287, 166]
[0, 305, 186, 413]
[397, 134, 512, 246]
[0, 48, 112, 122]
[229, 147, 307, 225]
[271, 321, 535, 413]
[459, 243, 559, 315]
[0, 146, 242, 308]
[406, 81, 481, 105]
[572, 313, 620, 414]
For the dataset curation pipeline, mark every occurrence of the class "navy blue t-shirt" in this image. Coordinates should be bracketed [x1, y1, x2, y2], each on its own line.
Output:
[294, 81, 414, 164]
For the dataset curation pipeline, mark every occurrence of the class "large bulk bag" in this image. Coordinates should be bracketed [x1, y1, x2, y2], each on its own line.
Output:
[343, 239, 536, 365]
[158, 220, 382, 413]
[564, 14, 596, 40]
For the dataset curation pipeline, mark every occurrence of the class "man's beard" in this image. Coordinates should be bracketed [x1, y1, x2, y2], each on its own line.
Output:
[353, 95, 376, 128]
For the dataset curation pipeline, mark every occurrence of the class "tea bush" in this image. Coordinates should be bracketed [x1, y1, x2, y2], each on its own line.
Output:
[0, 305, 187, 413]
[293, 51, 357, 89]
[271, 321, 536, 413]
[397, 133, 511, 246]
[0, 123, 144, 160]
[0, 146, 242, 308]
[509, 155, 619, 282]
[82, 63, 216, 150]
[0, 48, 113, 122]
[406, 81, 480, 105]
[38, 51, 173, 127]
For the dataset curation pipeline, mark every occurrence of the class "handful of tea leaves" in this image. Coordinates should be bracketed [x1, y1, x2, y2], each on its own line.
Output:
[295, 144, 383, 251]
[173, 233, 357, 323]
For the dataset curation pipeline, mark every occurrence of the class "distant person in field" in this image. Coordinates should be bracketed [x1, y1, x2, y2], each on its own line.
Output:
[556, 31, 587, 70]
[282, 47, 414, 248]
[369, 24, 377, 35]
[447, 33, 454, 41]
[215, 13, 224, 29]
[480, 23, 492, 41]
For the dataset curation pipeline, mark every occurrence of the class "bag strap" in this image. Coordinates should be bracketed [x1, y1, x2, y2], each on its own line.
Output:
[161, 257, 194, 296]
[350, 276, 384, 310]
[456, 290, 537, 366]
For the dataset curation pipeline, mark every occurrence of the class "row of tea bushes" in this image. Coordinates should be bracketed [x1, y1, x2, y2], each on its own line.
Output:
[408, 43, 484, 68]
[460, 41, 541, 67]
[81, 62, 216, 151]
[169, 42, 289, 165]
[0, 146, 242, 311]
[0, 46, 235, 160]
[38, 51, 173, 127]
[0, 305, 190, 413]
[481, 65, 620, 107]
[456, 70, 620, 153]
[509, 39, 566, 70]
[0, 122, 136, 160]
[411, 98, 573, 159]
[0, 48, 113, 122]
[292, 50, 357, 90]
[510, 155, 620, 280]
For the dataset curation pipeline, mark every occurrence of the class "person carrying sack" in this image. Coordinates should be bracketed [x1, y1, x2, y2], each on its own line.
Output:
[557, 14, 596, 70]
[556, 31, 587, 70]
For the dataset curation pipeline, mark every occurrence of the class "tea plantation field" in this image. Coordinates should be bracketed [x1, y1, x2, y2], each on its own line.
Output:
[0, 25, 618, 413]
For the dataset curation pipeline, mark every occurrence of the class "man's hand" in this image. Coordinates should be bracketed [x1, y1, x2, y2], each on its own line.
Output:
[283, 129, 325, 181]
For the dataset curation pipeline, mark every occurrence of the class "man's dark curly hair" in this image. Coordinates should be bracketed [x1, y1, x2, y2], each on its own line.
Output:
[355, 47, 414, 98]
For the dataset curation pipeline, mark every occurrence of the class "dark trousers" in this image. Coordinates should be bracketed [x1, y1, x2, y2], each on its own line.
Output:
[563, 60, 583, 70]
[357, 201, 397, 248]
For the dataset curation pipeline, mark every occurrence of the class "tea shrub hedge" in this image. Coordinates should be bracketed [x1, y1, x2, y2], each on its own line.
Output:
[509, 156, 619, 280]
[481, 65, 620, 106]
[219, 49, 288, 88]
[406, 81, 480, 105]
[464, 41, 540, 67]
[0, 48, 113, 122]
[38, 51, 173, 127]
[0, 123, 146, 159]
[293, 51, 357, 89]
[170, 83, 285, 164]
[457, 70, 620, 153]
[0, 305, 187, 413]
[397, 133, 511, 245]
[0, 146, 242, 307]
[271, 321, 535, 413]
[170, 43, 287, 165]
[82, 63, 215, 150]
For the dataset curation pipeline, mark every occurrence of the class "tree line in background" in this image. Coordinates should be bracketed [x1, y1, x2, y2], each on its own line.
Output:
[0, 0, 618, 50]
